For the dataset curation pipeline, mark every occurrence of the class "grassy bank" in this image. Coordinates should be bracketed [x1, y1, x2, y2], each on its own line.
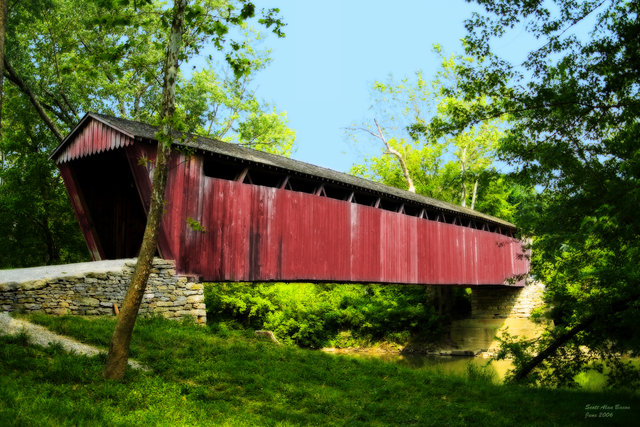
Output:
[1, 314, 638, 426]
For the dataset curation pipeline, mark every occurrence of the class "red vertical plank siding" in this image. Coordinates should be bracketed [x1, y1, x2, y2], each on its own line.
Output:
[57, 119, 134, 163]
[171, 172, 529, 286]
[57, 121, 528, 286]
[58, 164, 104, 261]
[124, 143, 174, 260]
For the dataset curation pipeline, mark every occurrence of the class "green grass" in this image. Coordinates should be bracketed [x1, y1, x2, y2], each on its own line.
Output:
[1, 314, 638, 426]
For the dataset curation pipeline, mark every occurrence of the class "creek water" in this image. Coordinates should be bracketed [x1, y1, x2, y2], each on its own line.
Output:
[339, 351, 513, 381]
[329, 350, 613, 390]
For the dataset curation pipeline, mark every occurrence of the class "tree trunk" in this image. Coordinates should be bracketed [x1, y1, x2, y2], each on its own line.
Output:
[0, 0, 9, 126]
[512, 315, 596, 382]
[512, 293, 639, 382]
[460, 146, 467, 207]
[374, 119, 416, 193]
[470, 179, 478, 210]
[102, 0, 187, 381]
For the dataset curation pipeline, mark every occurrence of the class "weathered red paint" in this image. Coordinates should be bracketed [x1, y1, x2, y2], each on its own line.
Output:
[57, 119, 134, 163]
[58, 163, 104, 260]
[124, 149, 527, 285]
[54, 116, 530, 286]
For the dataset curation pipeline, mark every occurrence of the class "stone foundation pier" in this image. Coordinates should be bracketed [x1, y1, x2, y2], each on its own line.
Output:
[450, 281, 547, 354]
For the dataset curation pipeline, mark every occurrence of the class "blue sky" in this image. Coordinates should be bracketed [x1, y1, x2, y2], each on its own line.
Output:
[248, 0, 518, 173]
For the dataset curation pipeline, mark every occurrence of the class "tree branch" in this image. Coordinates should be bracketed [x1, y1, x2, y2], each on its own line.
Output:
[4, 58, 64, 141]
[373, 119, 416, 193]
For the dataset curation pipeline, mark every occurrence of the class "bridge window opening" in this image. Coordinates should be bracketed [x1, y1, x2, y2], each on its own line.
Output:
[287, 177, 317, 194]
[442, 213, 456, 224]
[280, 176, 292, 189]
[323, 184, 353, 201]
[246, 167, 283, 188]
[403, 204, 423, 217]
[351, 192, 378, 207]
[378, 198, 400, 212]
[203, 157, 246, 181]
[236, 167, 252, 183]
[314, 185, 327, 196]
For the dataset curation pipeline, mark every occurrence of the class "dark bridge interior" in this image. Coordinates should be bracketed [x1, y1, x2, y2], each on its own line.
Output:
[72, 150, 146, 259]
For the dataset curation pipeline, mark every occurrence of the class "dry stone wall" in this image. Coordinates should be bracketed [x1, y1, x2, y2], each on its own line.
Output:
[470, 281, 545, 319]
[449, 281, 547, 354]
[0, 258, 206, 324]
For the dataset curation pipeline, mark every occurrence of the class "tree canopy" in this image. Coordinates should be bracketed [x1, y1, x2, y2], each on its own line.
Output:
[429, 0, 640, 388]
[349, 51, 522, 222]
[0, 0, 293, 268]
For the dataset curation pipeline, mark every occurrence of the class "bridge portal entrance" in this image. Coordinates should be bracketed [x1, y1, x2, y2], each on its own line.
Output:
[71, 150, 146, 259]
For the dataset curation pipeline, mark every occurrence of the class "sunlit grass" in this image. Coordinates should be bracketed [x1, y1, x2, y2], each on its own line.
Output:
[1, 314, 638, 426]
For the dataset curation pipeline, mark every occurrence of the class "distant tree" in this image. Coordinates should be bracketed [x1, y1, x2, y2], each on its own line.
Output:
[436, 0, 640, 388]
[349, 50, 518, 220]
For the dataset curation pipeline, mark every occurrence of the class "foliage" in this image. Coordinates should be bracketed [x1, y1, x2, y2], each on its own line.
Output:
[0, 94, 87, 268]
[434, 0, 640, 387]
[349, 51, 522, 220]
[2, 314, 638, 426]
[0, 0, 294, 268]
[204, 282, 442, 349]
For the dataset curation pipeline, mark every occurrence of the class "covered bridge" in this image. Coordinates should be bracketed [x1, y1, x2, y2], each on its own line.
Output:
[50, 113, 529, 286]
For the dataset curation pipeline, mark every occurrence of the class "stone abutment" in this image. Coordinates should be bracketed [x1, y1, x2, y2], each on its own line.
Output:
[0, 258, 206, 324]
[450, 281, 547, 354]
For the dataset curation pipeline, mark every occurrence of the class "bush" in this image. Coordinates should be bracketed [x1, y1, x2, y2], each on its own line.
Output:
[204, 282, 443, 348]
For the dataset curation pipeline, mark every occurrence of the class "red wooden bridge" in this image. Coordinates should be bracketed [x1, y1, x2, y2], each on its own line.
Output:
[51, 113, 529, 286]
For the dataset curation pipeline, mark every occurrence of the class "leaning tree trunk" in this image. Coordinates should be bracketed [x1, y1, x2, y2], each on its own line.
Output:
[102, 0, 187, 380]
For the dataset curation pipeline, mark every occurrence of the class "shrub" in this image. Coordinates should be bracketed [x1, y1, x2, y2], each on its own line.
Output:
[204, 282, 443, 348]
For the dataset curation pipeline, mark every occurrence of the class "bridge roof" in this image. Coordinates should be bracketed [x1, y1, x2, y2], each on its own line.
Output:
[52, 112, 516, 231]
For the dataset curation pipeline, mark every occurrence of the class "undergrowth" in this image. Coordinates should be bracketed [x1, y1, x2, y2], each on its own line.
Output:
[204, 282, 451, 348]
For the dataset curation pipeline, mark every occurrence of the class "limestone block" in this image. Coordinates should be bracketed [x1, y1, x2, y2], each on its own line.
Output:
[155, 301, 174, 307]
[78, 297, 100, 307]
[0, 282, 20, 292]
[175, 310, 195, 317]
[22, 280, 48, 291]
[186, 295, 204, 303]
